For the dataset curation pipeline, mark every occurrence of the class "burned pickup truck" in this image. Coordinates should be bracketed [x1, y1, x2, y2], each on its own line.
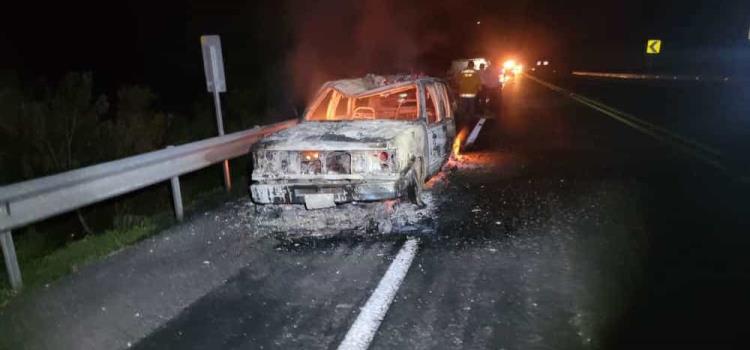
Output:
[250, 75, 456, 209]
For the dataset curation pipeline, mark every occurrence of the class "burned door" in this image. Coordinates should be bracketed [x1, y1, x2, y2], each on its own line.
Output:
[436, 82, 456, 141]
[425, 82, 448, 175]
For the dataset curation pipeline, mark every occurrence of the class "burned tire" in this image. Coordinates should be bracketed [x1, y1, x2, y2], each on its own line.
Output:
[407, 159, 425, 207]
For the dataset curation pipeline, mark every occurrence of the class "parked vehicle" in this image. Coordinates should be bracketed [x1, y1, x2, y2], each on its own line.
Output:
[250, 75, 456, 209]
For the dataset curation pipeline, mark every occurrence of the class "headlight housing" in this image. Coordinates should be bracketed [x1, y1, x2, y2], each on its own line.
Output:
[255, 150, 300, 174]
[255, 149, 396, 175]
[352, 150, 397, 174]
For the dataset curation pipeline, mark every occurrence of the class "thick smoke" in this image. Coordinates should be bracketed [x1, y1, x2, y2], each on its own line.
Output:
[285, 0, 468, 101]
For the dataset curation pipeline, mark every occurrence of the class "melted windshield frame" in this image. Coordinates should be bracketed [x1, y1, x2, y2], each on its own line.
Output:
[304, 83, 422, 122]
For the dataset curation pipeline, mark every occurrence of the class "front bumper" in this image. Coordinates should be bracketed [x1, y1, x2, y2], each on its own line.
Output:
[250, 179, 408, 204]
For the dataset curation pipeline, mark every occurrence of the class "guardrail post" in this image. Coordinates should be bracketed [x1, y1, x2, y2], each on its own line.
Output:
[222, 159, 232, 191]
[166, 146, 184, 222]
[1, 204, 22, 290]
[170, 176, 184, 222]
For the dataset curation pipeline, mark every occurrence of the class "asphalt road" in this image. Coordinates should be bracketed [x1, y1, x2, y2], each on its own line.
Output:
[550, 74, 750, 173]
[128, 75, 750, 349]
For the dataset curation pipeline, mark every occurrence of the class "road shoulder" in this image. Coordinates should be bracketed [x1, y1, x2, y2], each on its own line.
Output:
[0, 199, 264, 350]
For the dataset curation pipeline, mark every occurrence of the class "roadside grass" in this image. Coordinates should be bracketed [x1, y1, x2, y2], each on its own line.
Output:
[0, 160, 251, 308]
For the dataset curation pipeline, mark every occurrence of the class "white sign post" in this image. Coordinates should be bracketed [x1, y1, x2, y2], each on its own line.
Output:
[200, 35, 231, 191]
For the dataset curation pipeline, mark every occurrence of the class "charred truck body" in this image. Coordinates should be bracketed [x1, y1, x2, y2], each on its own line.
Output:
[250, 75, 455, 209]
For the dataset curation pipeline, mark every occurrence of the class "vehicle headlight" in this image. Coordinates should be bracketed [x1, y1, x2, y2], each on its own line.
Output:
[300, 150, 322, 174]
[255, 150, 299, 174]
[352, 150, 397, 174]
[325, 151, 351, 174]
[301, 151, 320, 162]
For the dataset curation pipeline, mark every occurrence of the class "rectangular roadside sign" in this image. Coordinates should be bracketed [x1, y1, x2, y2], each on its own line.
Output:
[200, 35, 227, 93]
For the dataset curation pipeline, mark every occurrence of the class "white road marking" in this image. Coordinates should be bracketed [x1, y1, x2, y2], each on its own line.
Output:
[337, 238, 419, 350]
[525, 73, 737, 177]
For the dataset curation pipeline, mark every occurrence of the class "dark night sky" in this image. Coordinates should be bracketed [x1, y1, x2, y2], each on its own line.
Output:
[1, 0, 748, 106]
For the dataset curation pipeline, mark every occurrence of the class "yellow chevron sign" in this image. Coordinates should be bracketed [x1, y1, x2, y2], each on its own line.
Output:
[646, 39, 662, 54]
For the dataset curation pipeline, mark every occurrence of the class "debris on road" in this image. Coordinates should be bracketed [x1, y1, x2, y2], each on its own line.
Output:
[250, 192, 438, 239]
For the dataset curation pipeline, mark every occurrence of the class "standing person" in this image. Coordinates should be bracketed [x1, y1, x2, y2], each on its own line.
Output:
[477, 63, 487, 113]
[457, 60, 481, 123]
[479, 62, 501, 117]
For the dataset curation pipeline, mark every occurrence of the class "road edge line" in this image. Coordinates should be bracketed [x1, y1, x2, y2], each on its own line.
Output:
[337, 238, 419, 350]
[572, 93, 722, 156]
[524, 73, 733, 175]
[527, 74, 720, 156]
[570, 94, 728, 170]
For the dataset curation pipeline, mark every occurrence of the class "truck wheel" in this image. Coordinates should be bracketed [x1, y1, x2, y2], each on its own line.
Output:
[407, 160, 425, 207]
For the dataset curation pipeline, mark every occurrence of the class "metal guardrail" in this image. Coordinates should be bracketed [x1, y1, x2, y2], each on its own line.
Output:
[0, 119, 297, 289]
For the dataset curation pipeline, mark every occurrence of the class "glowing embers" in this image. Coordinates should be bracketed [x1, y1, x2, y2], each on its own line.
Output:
[299, 151, 352, 174]
[452, 127, 470, 159]
[301, 151, 322, 174]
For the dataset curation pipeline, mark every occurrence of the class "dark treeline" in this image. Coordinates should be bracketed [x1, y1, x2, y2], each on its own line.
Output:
[0, 1, 298, 269]
[0, 68, 275, 262]
[0, 70, 272, 185]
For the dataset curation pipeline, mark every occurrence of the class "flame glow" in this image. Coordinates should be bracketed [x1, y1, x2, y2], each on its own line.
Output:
[302, 151, 320, 161]
[452, 127, 470, 159]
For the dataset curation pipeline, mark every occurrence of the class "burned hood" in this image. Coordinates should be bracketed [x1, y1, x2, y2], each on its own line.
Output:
[257, 120, 421, 151]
